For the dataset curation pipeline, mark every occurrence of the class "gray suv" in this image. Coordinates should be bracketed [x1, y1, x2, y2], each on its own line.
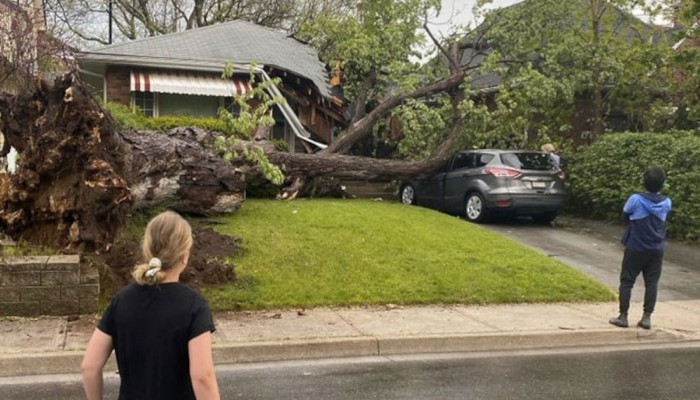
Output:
[400, 149, 566, 223]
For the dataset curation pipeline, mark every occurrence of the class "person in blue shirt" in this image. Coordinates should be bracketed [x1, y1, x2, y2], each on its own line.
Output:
[609, 167, 672, 330]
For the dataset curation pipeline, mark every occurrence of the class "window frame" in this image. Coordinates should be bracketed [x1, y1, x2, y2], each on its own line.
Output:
[131, 91, 158, 117]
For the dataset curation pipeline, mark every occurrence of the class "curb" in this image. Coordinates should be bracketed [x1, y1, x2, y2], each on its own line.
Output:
[211, 328, 685, 364]
[0, 328, 687, 377]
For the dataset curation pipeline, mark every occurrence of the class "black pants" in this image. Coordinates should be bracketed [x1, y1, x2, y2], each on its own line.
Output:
[618, 248, 664, 314]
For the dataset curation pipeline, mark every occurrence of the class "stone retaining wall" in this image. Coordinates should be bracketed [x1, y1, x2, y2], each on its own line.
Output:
[0, 255, 98, 316]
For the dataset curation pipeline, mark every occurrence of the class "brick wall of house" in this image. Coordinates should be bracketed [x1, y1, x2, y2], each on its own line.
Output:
[0, 255, 98, 316]
[106, 66, 131, 106]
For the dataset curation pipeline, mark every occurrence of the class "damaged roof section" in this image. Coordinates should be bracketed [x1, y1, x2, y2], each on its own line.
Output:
[80, 20, 332, 99]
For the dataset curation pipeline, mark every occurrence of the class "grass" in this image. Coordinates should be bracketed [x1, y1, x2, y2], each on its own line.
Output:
[203, 199, 615, 311]
[0, 240, 58, 257]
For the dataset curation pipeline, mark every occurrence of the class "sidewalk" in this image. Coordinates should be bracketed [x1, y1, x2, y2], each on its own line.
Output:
[2, 300, 700, 377]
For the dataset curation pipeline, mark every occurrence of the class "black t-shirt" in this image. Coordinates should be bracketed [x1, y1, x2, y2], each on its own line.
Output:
[98, 283, 216, 400]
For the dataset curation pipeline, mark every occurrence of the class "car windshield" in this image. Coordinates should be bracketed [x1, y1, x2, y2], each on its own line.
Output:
[500, 152, 557, 171]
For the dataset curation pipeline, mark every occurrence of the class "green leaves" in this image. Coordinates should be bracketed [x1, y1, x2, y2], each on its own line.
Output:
[475, 0, 675, 141]
[218, 63, 285, 186]
[299, 0, 437, 100]
[395, 98, 451, 160]
[567, 131, 700, 241]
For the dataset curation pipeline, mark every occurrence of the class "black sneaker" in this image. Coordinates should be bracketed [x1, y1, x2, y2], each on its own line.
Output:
[609, 314, 629, 328]
[637, 313, 651, 330]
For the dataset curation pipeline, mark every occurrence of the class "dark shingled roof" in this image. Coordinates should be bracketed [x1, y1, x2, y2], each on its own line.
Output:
[460, 47, 502, 91]
[80, 20, 331, 98]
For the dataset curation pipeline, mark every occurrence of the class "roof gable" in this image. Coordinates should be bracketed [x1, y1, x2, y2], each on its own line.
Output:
[81, 20, 330, 98]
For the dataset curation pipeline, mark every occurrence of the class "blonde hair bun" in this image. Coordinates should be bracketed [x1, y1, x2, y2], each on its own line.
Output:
[541, 143, 556, 152]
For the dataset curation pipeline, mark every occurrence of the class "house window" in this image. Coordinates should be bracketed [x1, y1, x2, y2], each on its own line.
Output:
[160, 93, 218, 117]
[132, 92, 155, 117]
[272, 104, 295, 152]
[222, 97, 242, 117]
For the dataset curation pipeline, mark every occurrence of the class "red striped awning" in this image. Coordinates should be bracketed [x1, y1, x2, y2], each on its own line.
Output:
[130, 71, 252, 97]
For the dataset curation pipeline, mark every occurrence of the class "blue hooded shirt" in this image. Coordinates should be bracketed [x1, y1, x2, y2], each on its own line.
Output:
[621, 192, 672, 253]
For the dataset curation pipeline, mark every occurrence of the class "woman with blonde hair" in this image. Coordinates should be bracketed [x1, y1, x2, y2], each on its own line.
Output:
[541, 143, 561, 167]
[82, 211, 220, 400]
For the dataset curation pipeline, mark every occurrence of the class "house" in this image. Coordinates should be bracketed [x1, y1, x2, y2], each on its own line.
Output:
[77, 20, 348, 153]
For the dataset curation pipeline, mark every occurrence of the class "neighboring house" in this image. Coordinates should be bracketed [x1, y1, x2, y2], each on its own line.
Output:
[77, 20, 348, 153]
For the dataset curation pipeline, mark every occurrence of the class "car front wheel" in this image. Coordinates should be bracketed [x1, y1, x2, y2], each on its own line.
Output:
[400, 185, 417, 205]
[465, 192, 488, 223]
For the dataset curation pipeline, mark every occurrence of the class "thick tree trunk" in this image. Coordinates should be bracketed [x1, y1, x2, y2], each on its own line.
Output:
[266, 146, 449, 180]
[122, 127, 245, 215]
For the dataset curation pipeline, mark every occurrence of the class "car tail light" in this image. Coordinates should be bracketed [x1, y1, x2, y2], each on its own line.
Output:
[484, 167, 521, 178]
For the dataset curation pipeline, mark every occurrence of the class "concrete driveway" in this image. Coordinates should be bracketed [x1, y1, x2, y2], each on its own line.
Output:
[482, 216, 700, 302]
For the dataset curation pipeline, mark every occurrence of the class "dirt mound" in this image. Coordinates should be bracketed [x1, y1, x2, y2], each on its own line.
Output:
[101, 223, 239, 291]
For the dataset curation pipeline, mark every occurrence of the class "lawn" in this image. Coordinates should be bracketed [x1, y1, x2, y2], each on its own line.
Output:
[203, 199, 615, 311]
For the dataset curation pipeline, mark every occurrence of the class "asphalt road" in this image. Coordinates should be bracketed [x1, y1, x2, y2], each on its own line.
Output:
[483, 216, 700, 301]
[2, 343, 700, 399]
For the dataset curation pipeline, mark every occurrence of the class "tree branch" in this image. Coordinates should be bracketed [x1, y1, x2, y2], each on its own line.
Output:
[322, 69, 466, 154]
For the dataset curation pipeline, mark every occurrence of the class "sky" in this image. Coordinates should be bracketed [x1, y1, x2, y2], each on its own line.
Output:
[413, 0, 521, 59]
[433, 0, 669, 39]
[430, 0, 522, 39]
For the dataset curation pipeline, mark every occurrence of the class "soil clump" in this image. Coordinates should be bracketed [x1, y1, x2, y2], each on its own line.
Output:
[100, 222, 239, 292]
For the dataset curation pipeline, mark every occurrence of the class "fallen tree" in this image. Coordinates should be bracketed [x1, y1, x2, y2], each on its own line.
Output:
[0, 66, 468, 251]
[0, 0, 481, 253]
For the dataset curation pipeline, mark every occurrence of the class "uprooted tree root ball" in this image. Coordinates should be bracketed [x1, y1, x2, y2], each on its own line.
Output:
[0, 76, 132, 252]
[0, 75, 246, 252]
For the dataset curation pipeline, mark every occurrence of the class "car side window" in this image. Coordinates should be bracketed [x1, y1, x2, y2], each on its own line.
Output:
[476, 154, 494, 167]
[451, 153, 474, 171]
[501, 153, 523, 169]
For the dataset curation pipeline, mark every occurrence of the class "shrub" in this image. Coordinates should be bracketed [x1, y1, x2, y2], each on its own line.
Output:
[103, 102, 152, 131]
[566, 131, 700, 241]
[148, 115, 239, 137]
[103, 102, 248, 139]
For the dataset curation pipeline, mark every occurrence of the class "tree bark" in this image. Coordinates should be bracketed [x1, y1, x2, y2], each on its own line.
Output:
[121, 127, 245, 215]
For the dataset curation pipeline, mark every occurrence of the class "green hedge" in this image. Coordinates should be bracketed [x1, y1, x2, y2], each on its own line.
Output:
[566, 131, 700, 241]
[104, 102, 248, 138]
